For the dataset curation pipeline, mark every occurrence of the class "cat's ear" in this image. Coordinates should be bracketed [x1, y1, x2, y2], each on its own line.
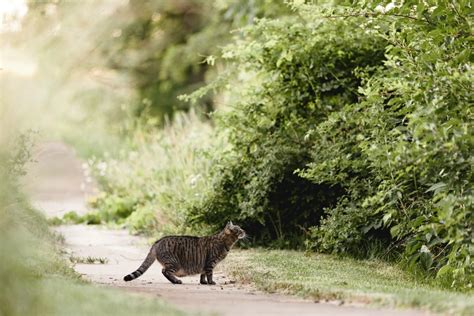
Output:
[224, 221, 234, 234]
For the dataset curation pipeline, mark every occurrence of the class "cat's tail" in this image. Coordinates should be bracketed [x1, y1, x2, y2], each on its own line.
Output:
[123, 249, 156, 282]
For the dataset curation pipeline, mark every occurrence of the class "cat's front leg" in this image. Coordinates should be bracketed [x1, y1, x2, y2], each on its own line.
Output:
[205, 270, 216, 285]
[204, 264, 216, 285]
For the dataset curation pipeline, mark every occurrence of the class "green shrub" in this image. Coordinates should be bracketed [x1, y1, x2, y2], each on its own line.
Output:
[299, 0, 473, 288]
[187, 1, 473, 288]
[54, 211, 102, 225]
[187, 9, 386, 247]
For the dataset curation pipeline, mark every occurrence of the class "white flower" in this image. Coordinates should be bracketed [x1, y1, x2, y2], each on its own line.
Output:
[97, 162, 108, 176]
[375, 5, 385, 13]
[375, 2, 396, 13]
[189, 174, 201, 187]
[420, 245, 430, 253]
[385, 2, 396, 12]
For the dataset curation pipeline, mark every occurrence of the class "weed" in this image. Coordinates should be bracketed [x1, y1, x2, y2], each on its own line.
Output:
[69, 256, 109, 265]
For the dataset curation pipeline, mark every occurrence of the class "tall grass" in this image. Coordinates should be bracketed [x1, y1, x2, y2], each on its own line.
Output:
[88, 111, 224, 235]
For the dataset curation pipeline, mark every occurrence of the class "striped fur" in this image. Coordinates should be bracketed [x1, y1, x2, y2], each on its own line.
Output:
[123, 222, 246, 285]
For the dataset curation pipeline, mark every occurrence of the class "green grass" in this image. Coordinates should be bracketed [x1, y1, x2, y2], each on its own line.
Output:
[30, 277, 185, 316]
[222, 249, 474, 315]
[8, 275, 186, 316]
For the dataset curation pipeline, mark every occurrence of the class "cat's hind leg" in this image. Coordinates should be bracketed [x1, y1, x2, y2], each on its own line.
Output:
[162, 265, 182, 284]
[200, 273, 207, 284]
[157, 252, 182, 284]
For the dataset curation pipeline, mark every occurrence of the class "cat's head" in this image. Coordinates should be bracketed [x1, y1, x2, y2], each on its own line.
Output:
[224, 221, 246, 240]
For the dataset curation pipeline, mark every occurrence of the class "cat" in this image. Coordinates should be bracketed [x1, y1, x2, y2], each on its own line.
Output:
[123, 221, 246, 285]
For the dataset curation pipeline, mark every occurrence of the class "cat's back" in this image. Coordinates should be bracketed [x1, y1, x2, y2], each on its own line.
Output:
[155, 235, 201, 248]
[154, 235, 210, 257]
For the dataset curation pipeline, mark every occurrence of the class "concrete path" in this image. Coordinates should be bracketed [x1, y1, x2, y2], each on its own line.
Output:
[24, 141, 97, 217]
[26, 142, 429, 316]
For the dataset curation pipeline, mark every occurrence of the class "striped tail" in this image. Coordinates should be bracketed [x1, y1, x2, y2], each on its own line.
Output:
[123, 249, 156, 282]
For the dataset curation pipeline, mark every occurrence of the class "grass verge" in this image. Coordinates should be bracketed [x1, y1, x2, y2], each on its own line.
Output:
[222, 249, 474, 315]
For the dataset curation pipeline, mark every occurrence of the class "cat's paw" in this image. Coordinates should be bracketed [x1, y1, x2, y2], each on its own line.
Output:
[200, 280, 208, 285]
[174, 279, 183, 284]
[208, 281, 216, 285]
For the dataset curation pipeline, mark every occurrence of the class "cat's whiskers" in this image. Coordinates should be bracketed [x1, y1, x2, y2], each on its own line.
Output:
[241, 233, 251, 241]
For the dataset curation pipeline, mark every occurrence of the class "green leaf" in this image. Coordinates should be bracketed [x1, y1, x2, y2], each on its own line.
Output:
[425, 182, 447, 194]
[436, 265, 452, 278]
[390, 224, 402, 238]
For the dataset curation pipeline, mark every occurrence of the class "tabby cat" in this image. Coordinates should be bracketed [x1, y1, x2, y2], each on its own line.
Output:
[123, 222, 246, 285]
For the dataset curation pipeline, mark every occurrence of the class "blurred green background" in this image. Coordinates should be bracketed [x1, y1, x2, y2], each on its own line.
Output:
[0, 2, 472, 314]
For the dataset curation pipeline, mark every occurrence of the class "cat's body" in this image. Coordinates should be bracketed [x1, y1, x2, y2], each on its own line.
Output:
[123, 222, 246, 285]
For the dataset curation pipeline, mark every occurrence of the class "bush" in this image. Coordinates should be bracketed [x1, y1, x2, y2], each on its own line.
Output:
[299, 0, 473, 288]
[188, 1, 473, 288]
[187, 10, 386, 247]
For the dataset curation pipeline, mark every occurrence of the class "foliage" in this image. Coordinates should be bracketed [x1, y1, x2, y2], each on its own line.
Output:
[187, 0, 473, 288]
[187, 9, 386, 248]
[8, 1, 288, 159]
[49, 211, 101, 226]
[102, 0, 290, 122]
[69, 256, 109, 265]
[299, 0, 473, 288]
[87, 112, 223, 235]
[38, 0, 473, 289]
[0, 132, 36, 225]
[5, 1, 132, 158]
